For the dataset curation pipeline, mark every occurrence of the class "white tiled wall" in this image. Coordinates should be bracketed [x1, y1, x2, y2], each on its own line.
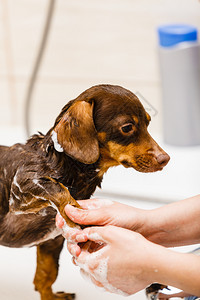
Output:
[0, 0, 200, 136]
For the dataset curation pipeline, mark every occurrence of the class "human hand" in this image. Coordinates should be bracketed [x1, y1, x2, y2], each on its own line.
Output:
[66, 225, 156, 296]
[56, 198, 147, 233]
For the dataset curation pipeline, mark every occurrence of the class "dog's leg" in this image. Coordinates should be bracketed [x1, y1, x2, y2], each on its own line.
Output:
[34, 235, 75, 300]
[10, 171, 81, 227]
[8, 172, 81, 298]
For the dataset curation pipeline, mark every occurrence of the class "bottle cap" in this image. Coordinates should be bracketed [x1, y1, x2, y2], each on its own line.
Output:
[158, 24, 198, 47]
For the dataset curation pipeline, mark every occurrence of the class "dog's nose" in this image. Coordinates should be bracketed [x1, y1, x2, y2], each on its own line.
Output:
[156, 153, 170, 167]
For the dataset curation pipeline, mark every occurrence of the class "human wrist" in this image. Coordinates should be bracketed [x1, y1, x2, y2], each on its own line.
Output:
[140, 241, 180, 288]
[140, 195, 200, 246]
[136, 208, 172, 245]
[127, 235, 164, 289]
[130, 208, 156, 238]
[138, 240, 165, 284]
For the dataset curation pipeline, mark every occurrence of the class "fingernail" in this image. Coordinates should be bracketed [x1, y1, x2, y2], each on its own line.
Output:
[65, 204, 75, 210]
[70, 245, 79, 258]
[76, 233, 88, 243]
[56, 216, 64, 228]
[72, 256, 77, 266]
[65, 205, 79, 221]
[66, 204, 79, 214]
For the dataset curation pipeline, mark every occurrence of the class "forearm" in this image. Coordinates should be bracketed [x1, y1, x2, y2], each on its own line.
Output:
[139, 195, 200, 247]
[149, 244, 200, 296]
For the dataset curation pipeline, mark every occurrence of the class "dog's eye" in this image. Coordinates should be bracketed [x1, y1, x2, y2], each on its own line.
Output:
[121, 124, 134, 134]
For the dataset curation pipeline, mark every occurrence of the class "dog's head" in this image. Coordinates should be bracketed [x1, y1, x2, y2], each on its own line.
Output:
[51, 85, 170, 174]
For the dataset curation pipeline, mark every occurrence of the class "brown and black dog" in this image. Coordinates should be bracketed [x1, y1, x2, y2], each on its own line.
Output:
[0, 84, 170, 300]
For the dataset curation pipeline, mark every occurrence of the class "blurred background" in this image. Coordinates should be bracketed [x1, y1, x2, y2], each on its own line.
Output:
[0, 0, 199, 136]
[0, 1, 200, 299]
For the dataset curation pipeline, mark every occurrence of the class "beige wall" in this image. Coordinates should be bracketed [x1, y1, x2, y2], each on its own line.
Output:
[0, 0, 200, 136]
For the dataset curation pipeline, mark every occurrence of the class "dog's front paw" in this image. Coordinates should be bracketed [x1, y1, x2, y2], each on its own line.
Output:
[146, 284, 168, 300]
[54, 292, 75, 300]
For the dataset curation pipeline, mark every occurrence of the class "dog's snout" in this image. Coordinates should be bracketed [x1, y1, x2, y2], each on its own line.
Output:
[156, 153, 170, 167]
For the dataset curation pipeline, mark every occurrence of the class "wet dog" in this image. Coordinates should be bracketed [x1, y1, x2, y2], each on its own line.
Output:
[0, 84, 170, 300]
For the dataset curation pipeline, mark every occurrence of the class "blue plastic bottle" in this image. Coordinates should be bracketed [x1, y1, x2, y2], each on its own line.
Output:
[158, 24, 200, 146]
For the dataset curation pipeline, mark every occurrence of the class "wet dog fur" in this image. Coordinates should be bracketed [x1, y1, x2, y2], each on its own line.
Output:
[0, 84, 170, 300]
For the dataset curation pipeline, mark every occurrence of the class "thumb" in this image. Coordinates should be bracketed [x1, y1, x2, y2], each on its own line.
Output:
[64, 204, 106, 226]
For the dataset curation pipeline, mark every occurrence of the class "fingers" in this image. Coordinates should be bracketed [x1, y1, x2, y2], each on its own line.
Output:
[67, 226, 112, 261]
[64, 205, 88, 224]
[55, 212, 86, 241]
[67, 242, 81, 257]
[66, 226, 113, 263]
[64, 228, 88, 243]
[74, 253, 106, 290]
[64, 199, 114, 226]
[74, 243, 108, 278]
[65, 226, 116, 253]
[80, 269, 104, 288]
[77, 198, 114, 210]
[66, 226, 119, 294]
[83, 225, 116, 244]
[67, 241, 94, 258]
[90, 274, 104, 288]
[55, 213, 64, 228]
[64, 205, 107, 226]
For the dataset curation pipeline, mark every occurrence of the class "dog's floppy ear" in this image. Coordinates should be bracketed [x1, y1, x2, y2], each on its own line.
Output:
[54, 101, 99, 164]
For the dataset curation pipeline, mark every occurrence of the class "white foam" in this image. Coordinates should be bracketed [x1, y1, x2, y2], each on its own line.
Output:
[13, 172, 23, 193]
[23, 226, 62, 248]
[32, 178, 39, 185]
[11, 191, 20, 200]
[88, 232, 105, 244]
[51, 130, 64, 152]
[32, 178, 47, 193]
[62, 222, 81, 242]
[9, 196, 14, 206]
[38, 208, 49, 216]
[80, 269, 107, 294]
[3, 168, 7, 177]
[92, 256, 128, 296]
[75, 245, 128, 296]
[13, 211, 24, 215]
